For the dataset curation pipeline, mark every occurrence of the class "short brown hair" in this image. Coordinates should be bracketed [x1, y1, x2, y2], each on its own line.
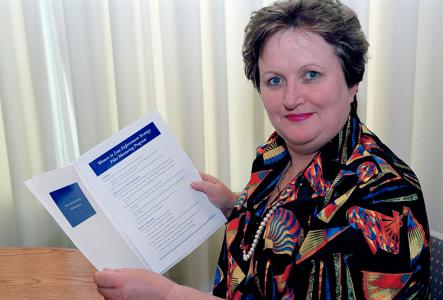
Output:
[242, 0, 369, 113]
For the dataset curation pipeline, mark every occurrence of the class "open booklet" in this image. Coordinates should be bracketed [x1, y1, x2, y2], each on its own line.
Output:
[25, 112, 226, 274]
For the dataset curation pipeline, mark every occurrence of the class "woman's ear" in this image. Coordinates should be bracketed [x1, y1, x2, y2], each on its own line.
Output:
[349, 84, 359, 103]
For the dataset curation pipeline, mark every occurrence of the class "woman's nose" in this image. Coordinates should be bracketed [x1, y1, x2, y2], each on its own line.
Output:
[283, 82, 305, 110]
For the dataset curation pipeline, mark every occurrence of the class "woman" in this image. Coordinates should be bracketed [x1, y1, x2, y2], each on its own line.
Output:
[95, 0, 430, 299]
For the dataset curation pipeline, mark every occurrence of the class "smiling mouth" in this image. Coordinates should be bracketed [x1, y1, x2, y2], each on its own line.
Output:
[286, 113, 314, 122]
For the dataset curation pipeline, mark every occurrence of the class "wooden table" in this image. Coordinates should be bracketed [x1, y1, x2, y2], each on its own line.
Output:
[0, 247, 102, 299]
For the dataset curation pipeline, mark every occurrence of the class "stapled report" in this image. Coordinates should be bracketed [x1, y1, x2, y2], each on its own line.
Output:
[26, 112, 226, 273]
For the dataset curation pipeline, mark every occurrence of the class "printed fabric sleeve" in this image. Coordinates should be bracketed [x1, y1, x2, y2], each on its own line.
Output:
[342, 164, 430, 299]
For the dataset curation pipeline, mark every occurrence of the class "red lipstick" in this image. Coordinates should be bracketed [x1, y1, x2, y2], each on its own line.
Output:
[286, 113, 313, 122]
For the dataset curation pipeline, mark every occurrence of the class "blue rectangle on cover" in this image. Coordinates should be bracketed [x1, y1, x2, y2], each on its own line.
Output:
[50, 183, 96, 228]
[89, 122, 161, 176]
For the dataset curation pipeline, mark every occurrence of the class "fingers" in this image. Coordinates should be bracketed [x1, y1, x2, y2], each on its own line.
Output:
[191, 172, 219, 193]
[190, 181, 208, 192]
[94, 270, 121, 288]
[95, 270, 123, 300]
[97, 286, 117, 300]
[198, 172, 219, 183]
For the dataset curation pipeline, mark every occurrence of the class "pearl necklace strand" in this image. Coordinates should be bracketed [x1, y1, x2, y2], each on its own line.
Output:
[242, 200, 283, 261]
[242, 163, 292, 262]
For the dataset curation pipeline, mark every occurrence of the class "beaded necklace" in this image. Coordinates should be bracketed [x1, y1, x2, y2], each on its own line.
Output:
[242, 162, 294, 262]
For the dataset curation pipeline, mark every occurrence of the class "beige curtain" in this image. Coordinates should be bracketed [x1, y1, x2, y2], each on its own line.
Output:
[1, 0, 442, 292]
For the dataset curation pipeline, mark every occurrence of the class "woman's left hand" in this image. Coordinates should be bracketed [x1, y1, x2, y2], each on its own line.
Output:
[94, 268, 175, 300]
[190, 172, 237, 217]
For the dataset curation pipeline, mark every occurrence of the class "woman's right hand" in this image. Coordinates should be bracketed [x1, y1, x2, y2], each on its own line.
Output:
[94, 268, 221, 300]
[190, 172, 238, 217]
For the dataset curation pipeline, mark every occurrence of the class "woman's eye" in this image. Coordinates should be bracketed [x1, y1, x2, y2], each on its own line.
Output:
[304, 71, 320, 80]
[267, 76, 283, 87]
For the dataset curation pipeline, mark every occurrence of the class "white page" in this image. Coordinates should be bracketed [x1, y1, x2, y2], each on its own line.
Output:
[75, 112, 226, 273]
[26, 165, 144, 270]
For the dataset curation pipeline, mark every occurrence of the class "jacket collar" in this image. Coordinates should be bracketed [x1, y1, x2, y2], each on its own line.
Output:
[259, 113, 361, 197]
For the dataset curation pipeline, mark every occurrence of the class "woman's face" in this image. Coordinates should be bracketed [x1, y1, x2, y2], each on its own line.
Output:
[259, 28, 358, 155]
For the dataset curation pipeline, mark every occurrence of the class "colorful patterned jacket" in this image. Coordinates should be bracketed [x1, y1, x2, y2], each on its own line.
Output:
[213, 113, 430, 299]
